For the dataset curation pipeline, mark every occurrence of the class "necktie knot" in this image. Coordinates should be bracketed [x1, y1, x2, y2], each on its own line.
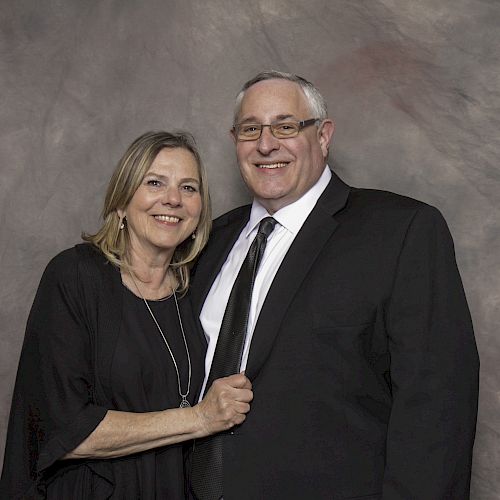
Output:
[258, 217, 277, 239]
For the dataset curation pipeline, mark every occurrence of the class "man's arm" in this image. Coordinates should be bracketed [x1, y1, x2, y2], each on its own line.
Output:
[383, 205, 479, 500]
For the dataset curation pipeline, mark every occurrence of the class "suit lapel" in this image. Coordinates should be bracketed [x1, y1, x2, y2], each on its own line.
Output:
[191, 207, 250, 315]
[245, 173, 350, 380]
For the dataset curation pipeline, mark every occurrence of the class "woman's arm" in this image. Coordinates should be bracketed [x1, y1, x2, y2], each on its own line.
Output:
[64, 373, 252, 459]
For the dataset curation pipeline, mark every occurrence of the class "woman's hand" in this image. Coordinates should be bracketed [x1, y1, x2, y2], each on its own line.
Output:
[64, 373, 253, 459]
[192, 373, 253, 437]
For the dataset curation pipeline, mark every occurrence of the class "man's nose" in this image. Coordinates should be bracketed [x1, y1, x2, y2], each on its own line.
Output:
[256, 126, 280, 155]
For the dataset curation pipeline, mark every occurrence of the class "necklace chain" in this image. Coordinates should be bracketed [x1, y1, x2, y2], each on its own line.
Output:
[129, 271, 192, 408]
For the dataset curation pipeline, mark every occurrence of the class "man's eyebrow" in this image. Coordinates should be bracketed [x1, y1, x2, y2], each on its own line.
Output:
[237, 116, 258, 124]
[237, 114, 296, 124]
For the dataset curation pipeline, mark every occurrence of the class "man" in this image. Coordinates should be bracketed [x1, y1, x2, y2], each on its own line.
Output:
[189, 70, 479, 500]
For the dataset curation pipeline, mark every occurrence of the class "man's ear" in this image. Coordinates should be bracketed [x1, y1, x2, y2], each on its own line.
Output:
[229, 128, 238, 144]
[317, 119, 335, 158]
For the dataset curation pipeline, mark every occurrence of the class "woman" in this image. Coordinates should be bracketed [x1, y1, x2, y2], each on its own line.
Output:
[0, 131, 253, 499]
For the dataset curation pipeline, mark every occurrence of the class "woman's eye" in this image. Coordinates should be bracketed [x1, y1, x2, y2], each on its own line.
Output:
[146, 179, 161, 187]
[182, 185, 198, 193]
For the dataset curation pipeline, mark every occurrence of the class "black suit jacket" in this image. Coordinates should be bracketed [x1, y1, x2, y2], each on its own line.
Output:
[191, 172, 479, 500]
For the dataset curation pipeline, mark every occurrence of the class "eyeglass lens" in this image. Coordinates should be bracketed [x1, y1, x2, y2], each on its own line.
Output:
[237, 122, 300, 140]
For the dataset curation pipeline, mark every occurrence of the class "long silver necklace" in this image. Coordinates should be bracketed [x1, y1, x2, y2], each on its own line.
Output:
[130, 271, 192, 408]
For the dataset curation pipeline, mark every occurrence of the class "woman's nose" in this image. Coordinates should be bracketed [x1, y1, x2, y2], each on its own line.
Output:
[161, 186, 181, 206]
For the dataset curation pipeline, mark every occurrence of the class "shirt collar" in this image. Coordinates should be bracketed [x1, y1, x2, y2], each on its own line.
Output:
[245, 165, 332, 238]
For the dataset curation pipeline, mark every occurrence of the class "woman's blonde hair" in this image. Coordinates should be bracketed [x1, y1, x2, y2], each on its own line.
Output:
[83, 131, 212, 294]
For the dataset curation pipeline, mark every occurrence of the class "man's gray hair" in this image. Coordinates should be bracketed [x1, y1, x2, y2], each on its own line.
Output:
[233, 70, 328, 124]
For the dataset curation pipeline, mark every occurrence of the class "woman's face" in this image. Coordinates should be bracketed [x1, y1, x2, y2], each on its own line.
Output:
[119, 147, 202, 262]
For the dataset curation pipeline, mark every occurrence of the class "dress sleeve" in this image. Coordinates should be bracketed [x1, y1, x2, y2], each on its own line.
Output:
[0, 249, 108, 499]
[382, 205, 479, 499]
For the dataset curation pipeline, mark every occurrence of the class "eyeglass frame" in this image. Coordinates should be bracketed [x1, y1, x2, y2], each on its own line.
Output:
[232, 118, 321, 141]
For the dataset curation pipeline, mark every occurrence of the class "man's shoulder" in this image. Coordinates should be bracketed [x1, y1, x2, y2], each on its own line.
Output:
[349, 186, 426, 209]
[347, 186, 441, 216]
[344, 186, 447, 230]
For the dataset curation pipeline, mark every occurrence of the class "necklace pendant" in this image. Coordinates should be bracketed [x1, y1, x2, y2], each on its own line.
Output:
[180, 397, 191, 408]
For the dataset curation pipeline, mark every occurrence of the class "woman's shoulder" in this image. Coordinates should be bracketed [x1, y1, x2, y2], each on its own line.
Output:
[41, 246, 79, 283]
[43, 244, 109, 284]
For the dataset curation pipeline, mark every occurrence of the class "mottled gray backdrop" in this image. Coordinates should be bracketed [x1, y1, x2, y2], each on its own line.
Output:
[1, 0, 499, 497]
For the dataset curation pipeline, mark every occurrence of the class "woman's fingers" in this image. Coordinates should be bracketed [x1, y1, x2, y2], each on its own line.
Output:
[222, 372, 252, 390]
[194, 374, 254, 436]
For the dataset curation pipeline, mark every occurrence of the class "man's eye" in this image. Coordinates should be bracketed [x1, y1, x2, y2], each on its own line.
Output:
[242, 125, 259, 133]
[275, 123, 297, 133]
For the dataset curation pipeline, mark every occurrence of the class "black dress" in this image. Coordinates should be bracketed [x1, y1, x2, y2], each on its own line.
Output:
[0, 245, 206, 499]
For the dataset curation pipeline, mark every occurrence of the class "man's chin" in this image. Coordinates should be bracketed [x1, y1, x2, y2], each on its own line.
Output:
[253, 191, 294, 213]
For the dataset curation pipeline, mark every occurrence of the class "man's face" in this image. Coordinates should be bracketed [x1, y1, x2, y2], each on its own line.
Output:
[233, 79, 334, 214]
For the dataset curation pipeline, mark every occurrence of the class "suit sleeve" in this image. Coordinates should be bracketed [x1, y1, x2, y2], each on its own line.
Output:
[382, 205, 479, 500]
[0, 250, 108, 499]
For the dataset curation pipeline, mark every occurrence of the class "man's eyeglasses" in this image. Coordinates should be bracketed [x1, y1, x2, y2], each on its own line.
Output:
[233, 118, 320, 141]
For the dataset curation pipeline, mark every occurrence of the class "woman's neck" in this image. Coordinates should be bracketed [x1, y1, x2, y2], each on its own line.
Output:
[122, 245, 176, 300]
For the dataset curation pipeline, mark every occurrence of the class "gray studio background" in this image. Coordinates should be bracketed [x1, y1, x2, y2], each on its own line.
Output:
[1, 0, 499, 498]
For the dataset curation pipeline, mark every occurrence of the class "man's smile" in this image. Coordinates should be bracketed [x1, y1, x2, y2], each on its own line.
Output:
[255, 162, 289, 169]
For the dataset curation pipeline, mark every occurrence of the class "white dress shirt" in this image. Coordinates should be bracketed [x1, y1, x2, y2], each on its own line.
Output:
[199, 166, 332, 397]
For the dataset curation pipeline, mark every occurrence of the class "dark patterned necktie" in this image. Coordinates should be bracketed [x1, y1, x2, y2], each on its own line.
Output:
[190, 217, 277, 500]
